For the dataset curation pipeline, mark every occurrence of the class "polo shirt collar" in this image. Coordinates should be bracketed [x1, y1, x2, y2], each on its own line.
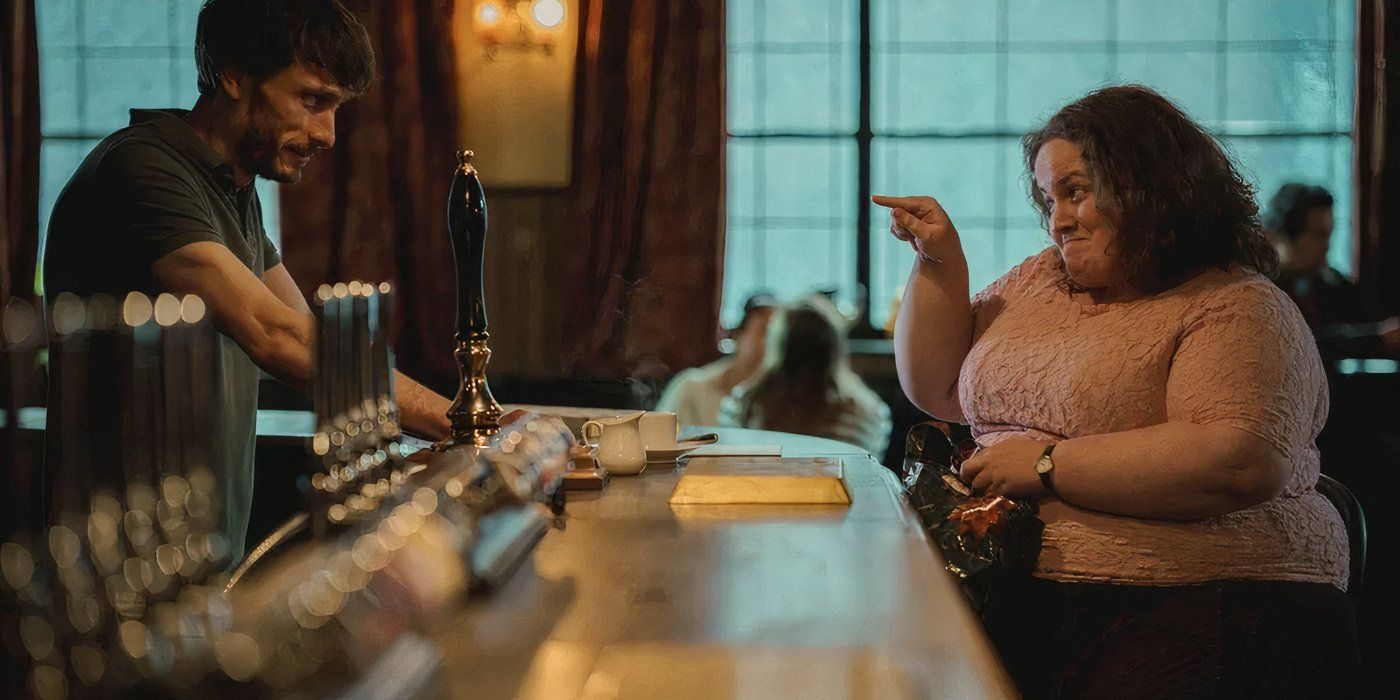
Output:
[128, 108, 249, 195]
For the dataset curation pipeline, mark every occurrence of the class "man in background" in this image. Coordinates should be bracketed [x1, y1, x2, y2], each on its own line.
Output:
[1266, 183, 1400, 365]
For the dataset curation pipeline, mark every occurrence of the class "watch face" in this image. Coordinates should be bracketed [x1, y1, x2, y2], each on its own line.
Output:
[1035, 456, 1052, 475]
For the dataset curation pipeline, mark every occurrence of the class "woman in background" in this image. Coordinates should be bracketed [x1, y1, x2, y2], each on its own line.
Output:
[656, 294, 776, 426]
[718, 295, 890, 457]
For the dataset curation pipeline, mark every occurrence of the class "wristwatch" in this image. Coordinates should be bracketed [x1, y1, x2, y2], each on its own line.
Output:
[1034, 443, 1058, 496]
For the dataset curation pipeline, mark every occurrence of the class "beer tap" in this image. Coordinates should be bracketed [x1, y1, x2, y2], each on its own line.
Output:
[444, 150, 502, 448]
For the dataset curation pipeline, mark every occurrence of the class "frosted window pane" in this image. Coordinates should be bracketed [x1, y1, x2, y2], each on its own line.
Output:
[1116, 0, 1218, 42]
[726, 0, 1357, 328]
[256, 181, 282, 250]
[727, 0, 858, 135]
[1006, 51, 1113, 131]
[721, 228, 762, 327]
[1226, 0, 1332, 43]
[1333, 46, 1354, 130]
[1335, 0, 1357, 46]
[872, 0, 997, 45]
[751, 139, 856, 222]
[761, 229, 842, 294]
[35, 0, 78, 49]
[759, 0, 857, 45]
[1328, 137, 1353, 273]
[724, 138, 857, 325]
[1114, 51, 1219, 124]
[871, 138, 1000, 223]
[727, 140, 759, 221]
[872, 51, 997, 133]
[757, 51, 859, 134]
[727, 52, 761, 133]
[1007, 0, 1113, 43]
[84, 0, 170, 48]
[1225, 50, 1335, 131]
[173, 0, 201, 57]
[728, 0, 758, 46]
[83, 57, 175, 132]
[39, 56, 81, 134]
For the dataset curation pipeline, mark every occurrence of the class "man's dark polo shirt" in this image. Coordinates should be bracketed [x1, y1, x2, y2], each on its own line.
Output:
[44, 109, 282, 559]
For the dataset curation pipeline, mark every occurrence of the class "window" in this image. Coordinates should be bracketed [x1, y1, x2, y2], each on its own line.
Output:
[35, 0, 282, 293]
[724, 0, 1356, 331]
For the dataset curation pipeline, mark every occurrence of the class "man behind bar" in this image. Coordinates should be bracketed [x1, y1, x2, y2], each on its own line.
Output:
[42, 0, 452, 559]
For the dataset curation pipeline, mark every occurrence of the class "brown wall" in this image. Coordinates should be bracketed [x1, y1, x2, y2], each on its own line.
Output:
[481, 190, 570, 377]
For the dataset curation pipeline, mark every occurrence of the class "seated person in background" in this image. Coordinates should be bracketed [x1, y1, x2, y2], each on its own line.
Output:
[1266, 182, 1400, 362]
[876, 85, 1356, 696]
[718, 296, 891, 457]
[655, 294, 776, 426]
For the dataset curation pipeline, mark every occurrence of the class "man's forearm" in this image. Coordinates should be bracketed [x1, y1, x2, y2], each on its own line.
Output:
[255, 314, 450, 440]
[246, 313, 316, 389]
[394, 371, 452, 440]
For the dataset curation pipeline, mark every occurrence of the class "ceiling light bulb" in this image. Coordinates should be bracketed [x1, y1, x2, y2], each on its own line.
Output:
[478, 1, 502, 26]
[531, 0, 565, 29]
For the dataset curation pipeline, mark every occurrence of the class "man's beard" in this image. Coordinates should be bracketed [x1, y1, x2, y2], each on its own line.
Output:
[236, 108, 301, 184]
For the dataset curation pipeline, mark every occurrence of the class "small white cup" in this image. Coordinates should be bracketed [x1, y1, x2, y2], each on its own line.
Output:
[639, 411, 678, 450]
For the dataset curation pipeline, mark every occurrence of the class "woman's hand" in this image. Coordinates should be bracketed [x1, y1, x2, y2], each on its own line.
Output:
[959, 435, 1052, 501]
[871, 194, 965, 266]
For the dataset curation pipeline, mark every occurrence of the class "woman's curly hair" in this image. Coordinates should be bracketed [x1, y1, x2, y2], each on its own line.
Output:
[1022, 85, 1277, 290]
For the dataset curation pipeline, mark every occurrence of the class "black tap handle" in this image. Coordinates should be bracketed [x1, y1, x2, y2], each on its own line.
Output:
[448, 150, 489, 341]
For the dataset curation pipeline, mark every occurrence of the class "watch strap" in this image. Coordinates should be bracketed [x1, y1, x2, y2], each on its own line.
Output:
[1036, 443, 1058, 495]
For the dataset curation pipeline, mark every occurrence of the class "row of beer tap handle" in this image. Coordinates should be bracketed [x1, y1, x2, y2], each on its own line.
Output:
[1, 288, 575, 697]
[1, 292, 235, 696]
[307, 281, 405, 529]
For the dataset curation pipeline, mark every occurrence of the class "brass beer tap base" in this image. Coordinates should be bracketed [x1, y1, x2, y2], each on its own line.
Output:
[442, 334, 502, 449]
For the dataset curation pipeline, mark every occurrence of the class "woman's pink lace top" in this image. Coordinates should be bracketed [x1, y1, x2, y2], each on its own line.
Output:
[960, 248, 1348, 590]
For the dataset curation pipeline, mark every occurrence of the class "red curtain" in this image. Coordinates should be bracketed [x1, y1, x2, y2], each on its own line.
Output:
[562, 0, 727, 377]
[1, 0, 39, 302]
[278, 0, 462, 383]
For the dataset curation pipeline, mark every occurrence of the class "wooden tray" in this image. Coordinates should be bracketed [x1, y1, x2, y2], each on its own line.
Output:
[668, 456, 851, 505]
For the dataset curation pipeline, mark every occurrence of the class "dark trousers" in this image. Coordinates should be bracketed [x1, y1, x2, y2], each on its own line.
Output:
[982, 577, 1361, 699]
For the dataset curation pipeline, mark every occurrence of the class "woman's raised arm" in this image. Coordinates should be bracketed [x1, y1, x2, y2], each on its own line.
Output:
[874, 195, 974, 422]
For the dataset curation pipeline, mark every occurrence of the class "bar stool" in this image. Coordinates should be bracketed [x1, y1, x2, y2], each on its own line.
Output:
[1315, 473, 1367, 604]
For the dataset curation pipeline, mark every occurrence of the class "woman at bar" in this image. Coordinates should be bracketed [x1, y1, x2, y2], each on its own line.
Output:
[875, 85, 1356, 697]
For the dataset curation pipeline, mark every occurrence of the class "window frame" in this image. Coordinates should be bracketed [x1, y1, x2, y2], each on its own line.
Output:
[725, 0, 1355, 337]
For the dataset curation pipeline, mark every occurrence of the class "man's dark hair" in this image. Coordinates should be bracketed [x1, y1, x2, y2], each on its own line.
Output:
[1263, 183, 1335, 243]
[1023, 85, 1278, 291]
[195, 0, 376, 97]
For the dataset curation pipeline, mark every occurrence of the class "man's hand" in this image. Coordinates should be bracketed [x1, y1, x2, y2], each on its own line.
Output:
[958, 435, 1051, 501]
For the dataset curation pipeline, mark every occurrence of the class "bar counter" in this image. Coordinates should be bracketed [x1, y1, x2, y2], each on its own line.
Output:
[428, 425, 1015, 699]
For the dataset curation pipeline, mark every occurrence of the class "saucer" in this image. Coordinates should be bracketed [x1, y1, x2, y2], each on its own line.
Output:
[646, 435, 719, 463]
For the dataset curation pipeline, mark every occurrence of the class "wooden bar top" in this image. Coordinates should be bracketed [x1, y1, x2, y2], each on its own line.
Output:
[428, 426, 1014, 699]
